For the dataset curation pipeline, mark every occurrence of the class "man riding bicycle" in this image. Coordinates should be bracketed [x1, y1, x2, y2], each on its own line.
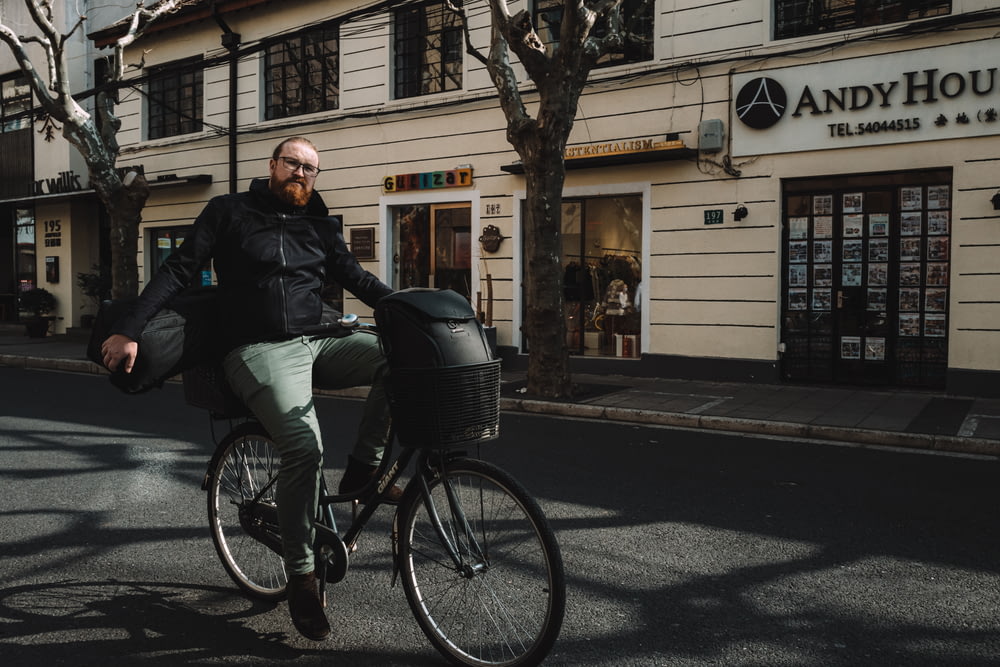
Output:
[101, 136, 397, 641]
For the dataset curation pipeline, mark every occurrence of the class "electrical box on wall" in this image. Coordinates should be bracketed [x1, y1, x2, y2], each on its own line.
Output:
[698, 119, 725, 153]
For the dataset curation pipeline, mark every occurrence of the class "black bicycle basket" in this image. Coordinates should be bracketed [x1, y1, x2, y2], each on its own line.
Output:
[375, 288, 500, 448]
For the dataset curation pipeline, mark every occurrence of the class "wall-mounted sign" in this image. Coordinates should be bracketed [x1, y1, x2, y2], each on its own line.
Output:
[731, 40, 1000, 156]
[479, 224, 506, 253]
[565, 138, 685, 160]
[33, 171, 83, 197]
[350, 227, 375, 260]
[704, 209, 724, 225]
[383, 168, 473, 193]
[42, 219, 62, 247]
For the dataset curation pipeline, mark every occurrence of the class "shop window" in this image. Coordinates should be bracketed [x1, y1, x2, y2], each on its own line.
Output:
[14, 207, 35, 294]
[393, 0, 463, 99]
[147, 57, 203, 140]
[781, 171, 951, 389]
[533, 0, 654, 67]
[552, 195, 643, 358]
[149, 226, 211, 286]
[774, 1, 951, 40]
[264, 24, 340, 121]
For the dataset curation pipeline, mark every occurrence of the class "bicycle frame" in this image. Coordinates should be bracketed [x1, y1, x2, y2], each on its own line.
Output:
[208, 422, 487, 596]
[314, 442, 490, 592]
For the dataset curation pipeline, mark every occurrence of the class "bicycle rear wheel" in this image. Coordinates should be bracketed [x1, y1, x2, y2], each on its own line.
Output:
[397, 457, 565, 667]
[206, 424, 287, 601]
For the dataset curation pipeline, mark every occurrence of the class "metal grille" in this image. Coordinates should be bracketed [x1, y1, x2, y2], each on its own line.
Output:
[387, 360, 502, 449]
[774, 1, 951, 40]
[265, 26, 340, 120]
[148, 58, 204, 140]
[393, 1, 463, 99]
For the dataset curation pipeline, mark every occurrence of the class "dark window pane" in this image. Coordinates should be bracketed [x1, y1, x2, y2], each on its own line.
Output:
[394, 1, 463, 99]
[264, 25, 340, 120]
[774, 0, 951, 40]
[147, 58, 203, 140]
[532, 0, 654, 68]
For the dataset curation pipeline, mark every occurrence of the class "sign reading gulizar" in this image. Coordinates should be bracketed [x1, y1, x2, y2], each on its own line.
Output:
[731, 41, 999, 156]
[383, 168, 473, 192]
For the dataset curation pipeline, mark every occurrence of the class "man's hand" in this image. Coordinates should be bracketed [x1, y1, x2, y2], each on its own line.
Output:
[101, 334, 138, 373]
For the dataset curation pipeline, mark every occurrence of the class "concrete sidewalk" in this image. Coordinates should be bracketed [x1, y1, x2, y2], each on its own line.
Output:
[2, 328, 998, 458]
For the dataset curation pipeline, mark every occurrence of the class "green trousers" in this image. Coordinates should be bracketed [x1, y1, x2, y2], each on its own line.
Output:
[222, 331, 389, 576]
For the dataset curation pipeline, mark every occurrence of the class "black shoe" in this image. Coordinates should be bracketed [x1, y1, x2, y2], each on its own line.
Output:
[287, 572, 330, 641]
[338, 455, 403, 504]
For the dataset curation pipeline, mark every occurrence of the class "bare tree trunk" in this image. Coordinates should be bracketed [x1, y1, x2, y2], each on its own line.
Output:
[103, 176, 148, 300]
[521, 153, 571, 397]
[65, 115, 149, 300]
[512, 59, 587, 398]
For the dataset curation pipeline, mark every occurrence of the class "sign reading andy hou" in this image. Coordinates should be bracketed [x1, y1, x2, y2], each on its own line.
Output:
[383, 168, 473, 192]
[731, 41, 999, 156]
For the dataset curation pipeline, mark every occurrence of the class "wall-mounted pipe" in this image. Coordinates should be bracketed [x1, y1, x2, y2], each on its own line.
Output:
[211, 2, 240, 194]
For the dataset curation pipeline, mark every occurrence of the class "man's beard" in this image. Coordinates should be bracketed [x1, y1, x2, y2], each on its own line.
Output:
[274, 179, 311, 207]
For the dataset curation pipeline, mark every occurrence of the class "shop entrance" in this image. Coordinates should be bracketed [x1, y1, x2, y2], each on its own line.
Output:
[781, 170, 951, 389]
[391, 202, 472, 300]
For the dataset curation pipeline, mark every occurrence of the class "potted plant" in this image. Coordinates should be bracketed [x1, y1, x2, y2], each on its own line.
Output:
[76, 264, 111, 328]
[20, 287, 57, 337]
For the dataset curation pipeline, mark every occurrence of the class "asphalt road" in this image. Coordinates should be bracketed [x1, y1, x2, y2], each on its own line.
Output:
[1, 367, 998, 666]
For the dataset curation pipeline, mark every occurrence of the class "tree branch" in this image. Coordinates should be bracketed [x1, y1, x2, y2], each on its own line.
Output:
[0, 23, 58, 114]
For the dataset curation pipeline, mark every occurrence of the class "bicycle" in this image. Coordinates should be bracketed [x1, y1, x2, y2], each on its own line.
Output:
[184, 296, 566, 667]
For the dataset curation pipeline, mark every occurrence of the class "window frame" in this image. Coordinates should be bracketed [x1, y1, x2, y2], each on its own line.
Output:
[393, 0, 464, 100]
[1, 72, 32, 134]
[773, 0, 951, 41]
[146, 57, 204, 141]
[263, 23, 341, 121]
[532, 0, 655, 68]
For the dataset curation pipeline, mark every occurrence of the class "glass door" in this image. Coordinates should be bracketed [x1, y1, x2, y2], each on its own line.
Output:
[392, 202, 472, 301]
[781, 171, 951, 389]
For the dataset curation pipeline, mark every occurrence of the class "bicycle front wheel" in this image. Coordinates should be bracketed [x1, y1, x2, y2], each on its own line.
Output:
[206, 425, 287, 601]
[397, 457, 565, 667]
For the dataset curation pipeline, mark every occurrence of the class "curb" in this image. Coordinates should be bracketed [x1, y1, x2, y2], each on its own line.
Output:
[5, 354, 997, 458]
[500, 396, 1000, 458]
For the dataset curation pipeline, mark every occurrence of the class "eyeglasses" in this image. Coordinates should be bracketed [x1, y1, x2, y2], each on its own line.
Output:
[277, 156, 320, 177]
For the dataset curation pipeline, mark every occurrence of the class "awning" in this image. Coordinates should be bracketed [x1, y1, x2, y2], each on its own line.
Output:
[0, 173, 213, 206]
[500, 143, 695, 174]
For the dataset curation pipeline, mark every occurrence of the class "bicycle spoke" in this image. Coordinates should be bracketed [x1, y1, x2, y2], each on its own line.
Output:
[398, 458, 564, 667]
[207, 429, 287, 601]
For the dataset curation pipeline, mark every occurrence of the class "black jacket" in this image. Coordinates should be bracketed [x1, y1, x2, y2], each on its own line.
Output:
[113, 178, 393, 348]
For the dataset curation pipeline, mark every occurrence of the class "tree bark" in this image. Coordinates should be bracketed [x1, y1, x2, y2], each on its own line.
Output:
[103, 174, 148, 300]
[520, 146, 572, 398]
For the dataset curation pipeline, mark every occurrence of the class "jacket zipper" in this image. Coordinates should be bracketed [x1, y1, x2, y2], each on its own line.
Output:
[277, 213, 289, 332]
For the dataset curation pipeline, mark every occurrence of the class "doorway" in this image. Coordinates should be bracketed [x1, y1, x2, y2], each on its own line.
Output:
[391, 202, 472, 300]
[781, 170, 951, 389]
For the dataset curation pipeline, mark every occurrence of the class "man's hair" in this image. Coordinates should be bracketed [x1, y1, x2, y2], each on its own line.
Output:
[272, 136, 318, 160]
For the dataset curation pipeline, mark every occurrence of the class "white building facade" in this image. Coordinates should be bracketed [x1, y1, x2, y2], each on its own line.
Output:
[4, 0, 999, 395]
